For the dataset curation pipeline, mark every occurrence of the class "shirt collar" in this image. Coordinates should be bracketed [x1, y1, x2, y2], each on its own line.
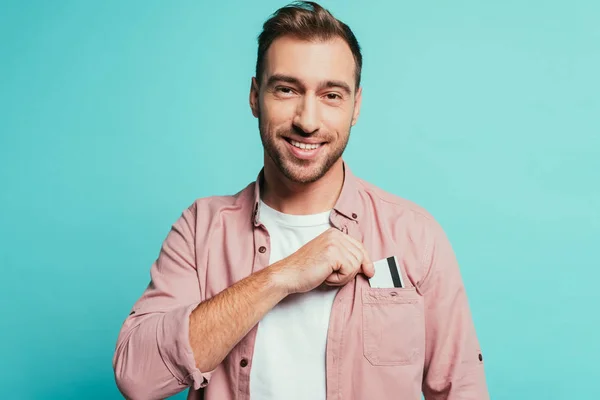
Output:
[251, 160, 360, 227]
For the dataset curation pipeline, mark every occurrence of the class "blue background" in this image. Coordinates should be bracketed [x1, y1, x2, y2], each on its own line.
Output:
[1, 0, 598, 398]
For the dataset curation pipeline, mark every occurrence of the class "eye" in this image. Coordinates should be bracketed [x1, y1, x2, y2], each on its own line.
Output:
[275, 86, 295, 95]
[325, 93, 342, 100]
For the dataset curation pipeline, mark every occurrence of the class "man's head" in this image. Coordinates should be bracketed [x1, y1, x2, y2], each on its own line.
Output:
[250, 1, 363, 184]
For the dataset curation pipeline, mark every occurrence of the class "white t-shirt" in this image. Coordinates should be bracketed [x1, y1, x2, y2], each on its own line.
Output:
[249, 200, 339, 400]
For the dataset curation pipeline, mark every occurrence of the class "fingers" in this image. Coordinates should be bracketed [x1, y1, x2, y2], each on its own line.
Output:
[318, 227, 374, 288]
[324, 268, 358, 286]
[332, 228, 374, 278]
[331, 250, 362, 285]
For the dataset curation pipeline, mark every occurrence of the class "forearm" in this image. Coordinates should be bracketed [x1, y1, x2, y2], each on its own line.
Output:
[189, 262, 288, 372]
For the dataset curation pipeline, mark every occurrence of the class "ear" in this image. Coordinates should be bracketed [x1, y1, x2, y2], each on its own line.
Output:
[249, 77, 260, 118]
[351, 86, 362, 126]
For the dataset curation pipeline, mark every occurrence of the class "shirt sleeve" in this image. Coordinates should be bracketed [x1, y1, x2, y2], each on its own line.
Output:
[420, 217, 490, 400]
[112, 202, 212, 400]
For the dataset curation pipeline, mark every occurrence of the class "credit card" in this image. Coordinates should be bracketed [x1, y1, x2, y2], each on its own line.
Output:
[369, 256, 404, 288]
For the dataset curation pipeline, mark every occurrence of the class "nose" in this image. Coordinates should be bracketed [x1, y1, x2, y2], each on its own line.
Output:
[292, 94, 320, 135]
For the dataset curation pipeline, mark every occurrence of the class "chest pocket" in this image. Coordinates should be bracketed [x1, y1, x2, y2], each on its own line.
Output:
[362, 287, 425, 366]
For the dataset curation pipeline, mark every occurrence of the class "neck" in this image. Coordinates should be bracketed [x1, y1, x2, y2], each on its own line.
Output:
[260, 157, 345, 215]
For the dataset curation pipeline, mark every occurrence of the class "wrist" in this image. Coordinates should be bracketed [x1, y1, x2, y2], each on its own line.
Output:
[264, 261, 293, 297]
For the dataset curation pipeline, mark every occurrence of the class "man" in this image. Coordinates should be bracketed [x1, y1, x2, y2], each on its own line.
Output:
[113, 2, 489, 399]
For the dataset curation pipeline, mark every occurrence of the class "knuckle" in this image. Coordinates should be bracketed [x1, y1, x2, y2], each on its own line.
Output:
[324, 242, 338, 256]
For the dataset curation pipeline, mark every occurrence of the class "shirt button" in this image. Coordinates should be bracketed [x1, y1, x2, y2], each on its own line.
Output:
[258, 246, 266, 253]
[352, 213, 358, 219]
[478, 353, 483, 362]
[240, 358, 249, 367]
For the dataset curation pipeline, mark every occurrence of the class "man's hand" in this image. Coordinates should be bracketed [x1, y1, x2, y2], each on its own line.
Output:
[270, 227, 375, 295]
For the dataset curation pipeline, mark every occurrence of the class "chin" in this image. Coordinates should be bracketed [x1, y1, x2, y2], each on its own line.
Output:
[281, 160, 329, 184]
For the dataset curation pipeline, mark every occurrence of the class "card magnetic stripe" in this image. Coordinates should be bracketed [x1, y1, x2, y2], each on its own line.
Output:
[386, 256, 402, 288]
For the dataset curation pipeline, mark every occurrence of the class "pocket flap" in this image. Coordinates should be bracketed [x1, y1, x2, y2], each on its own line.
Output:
[362, 287, 419, 304]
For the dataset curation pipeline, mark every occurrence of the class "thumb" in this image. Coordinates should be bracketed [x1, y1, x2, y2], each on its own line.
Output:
[362, 261, 375, 279]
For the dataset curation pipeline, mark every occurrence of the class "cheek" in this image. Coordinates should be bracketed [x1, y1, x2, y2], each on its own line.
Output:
[321, 106, 354, 133]
[262, 99, 296, 129]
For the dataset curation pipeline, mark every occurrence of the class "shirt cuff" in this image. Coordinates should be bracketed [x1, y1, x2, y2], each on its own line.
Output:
[157, 303, 211, 390]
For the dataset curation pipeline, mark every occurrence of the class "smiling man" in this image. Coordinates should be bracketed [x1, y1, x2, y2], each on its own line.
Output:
[113, 2, 489, 399]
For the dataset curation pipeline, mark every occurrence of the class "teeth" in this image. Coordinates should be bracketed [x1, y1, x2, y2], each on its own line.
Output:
[290, 140, 321, 150]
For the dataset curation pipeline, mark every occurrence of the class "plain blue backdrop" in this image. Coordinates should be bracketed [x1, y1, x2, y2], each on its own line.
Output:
[1, 0, 598, 399]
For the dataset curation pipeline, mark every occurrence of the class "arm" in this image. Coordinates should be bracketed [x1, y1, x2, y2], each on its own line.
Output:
[189, 226, 374, 372]
[112, 203, 288, 400]
[420, 218, 490, 400]
[189, 263, 288, 372]
[113, 207, 369, 399]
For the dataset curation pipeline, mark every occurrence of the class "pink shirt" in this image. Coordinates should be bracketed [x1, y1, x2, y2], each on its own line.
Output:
[113, 162, 489, 400]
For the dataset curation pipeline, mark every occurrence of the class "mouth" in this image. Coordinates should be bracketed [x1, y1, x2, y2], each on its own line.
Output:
[283, 137, 326, 160]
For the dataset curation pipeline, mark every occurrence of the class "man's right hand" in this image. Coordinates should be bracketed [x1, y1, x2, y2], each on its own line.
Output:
[270, 227, 375, 295]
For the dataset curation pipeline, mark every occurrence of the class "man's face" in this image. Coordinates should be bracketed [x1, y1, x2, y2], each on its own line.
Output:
[250, 36, 362, 184]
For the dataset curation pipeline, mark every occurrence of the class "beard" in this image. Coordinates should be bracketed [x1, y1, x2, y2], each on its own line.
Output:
[259, 115, 350, 184]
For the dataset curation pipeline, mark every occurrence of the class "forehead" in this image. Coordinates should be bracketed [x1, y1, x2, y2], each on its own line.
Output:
[263, 36, 356, 88]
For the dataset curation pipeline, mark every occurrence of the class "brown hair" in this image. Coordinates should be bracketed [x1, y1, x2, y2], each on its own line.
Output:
[256, 1, 363, 90]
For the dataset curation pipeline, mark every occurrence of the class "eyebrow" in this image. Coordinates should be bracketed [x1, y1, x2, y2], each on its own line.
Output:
[265, 74, 353, 96]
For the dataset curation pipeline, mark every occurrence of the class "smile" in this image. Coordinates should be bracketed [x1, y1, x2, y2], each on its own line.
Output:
[288, 139, 322, 150]
[283, 138, 326, 160]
